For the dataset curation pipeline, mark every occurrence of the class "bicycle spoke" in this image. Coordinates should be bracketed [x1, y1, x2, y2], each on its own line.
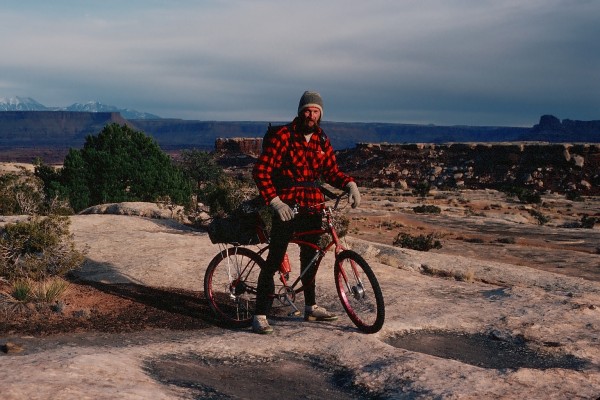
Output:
[335, 250, 385, 333]
[204, 247, 264, 327]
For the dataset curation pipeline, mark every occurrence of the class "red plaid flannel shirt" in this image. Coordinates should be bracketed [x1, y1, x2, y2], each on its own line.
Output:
[253, 118, 354, 210]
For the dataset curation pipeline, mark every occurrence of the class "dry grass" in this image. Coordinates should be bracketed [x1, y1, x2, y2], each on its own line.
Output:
[421, 264, 476, 283]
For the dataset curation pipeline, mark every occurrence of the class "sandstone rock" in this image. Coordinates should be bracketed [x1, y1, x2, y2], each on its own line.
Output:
[1, 342, 24, 354]
[431, 166, 443, 176]
[79, 202, 189, 223]
[572, 155, 585, 168]
[214, 137, 262, 156]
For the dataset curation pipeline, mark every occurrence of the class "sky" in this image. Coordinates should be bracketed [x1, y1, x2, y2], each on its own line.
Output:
[1, 0, 599, 126]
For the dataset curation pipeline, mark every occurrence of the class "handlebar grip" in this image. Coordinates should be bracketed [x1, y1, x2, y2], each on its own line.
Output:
[320, 185, 339, 200]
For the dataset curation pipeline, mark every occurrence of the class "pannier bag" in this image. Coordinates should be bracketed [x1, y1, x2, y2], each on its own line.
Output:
[207, 198, 267, 245]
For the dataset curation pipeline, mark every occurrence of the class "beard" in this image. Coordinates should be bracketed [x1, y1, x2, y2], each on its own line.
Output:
[299, 115, 319, 133]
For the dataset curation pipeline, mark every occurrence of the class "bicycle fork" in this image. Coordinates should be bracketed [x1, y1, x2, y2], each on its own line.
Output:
[339, 257, 366, 300]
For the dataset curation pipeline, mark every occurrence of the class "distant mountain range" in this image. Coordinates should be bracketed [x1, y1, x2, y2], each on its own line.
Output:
[0, 96, 599, 162]
[0, 96, 160, 120]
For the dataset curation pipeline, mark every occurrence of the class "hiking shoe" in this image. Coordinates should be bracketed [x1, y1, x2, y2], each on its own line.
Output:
[252, 315, 273, 334]
[304, 305, 338, 322]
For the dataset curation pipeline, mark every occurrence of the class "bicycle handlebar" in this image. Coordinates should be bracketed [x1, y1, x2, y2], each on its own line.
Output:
[290, 185, 347, 216]
[321, 186, 346, 210]
[319, 185, 339, 201]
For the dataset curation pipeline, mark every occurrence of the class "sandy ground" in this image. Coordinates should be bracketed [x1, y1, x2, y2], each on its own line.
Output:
[1, 191, 600, 399]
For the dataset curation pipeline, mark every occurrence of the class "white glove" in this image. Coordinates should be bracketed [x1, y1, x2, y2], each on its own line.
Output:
[346, 182, 361, 208]
[270, 196, 295, 221]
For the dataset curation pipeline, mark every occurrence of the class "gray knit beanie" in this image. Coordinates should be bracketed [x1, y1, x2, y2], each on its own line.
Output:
[298, 91, 324, 118]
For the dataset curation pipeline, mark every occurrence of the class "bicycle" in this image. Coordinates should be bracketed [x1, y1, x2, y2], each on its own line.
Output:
[204, 189, 385, 334]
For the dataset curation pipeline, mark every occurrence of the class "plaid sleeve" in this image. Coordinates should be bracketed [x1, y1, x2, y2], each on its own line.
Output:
[252, 128, 288, 205]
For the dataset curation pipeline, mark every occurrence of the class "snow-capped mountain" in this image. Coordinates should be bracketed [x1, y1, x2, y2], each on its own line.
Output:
[0, 97, 160, 119]
[62, 101, 160, 119]
[0, 96, 48, 111]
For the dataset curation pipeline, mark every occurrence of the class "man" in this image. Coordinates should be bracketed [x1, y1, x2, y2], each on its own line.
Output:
[252, 90, 361, 334]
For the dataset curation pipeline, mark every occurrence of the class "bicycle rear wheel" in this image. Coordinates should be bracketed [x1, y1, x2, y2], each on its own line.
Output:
[334, 250, 385, 333]
[204, 247, 264, 328]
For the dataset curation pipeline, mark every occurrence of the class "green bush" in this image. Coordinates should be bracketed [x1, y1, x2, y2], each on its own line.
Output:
[393, 232, 442, 251]
[177, 149, 224, 188]
[36, 124, 193, 212]
[0, 216, 85, 281]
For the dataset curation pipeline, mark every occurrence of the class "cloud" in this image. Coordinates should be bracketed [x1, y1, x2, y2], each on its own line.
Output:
[0, 0, 598, 125]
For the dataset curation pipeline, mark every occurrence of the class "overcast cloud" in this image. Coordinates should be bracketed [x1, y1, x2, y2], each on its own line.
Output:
[1, 0, 598, 126]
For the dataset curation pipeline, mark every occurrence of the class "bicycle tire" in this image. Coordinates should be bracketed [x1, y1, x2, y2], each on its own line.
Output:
[334, 250, 385, 333]
[204, 247, 264, 328]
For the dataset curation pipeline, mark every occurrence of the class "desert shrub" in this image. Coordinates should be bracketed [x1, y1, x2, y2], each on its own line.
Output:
[37, 124, 193, 212]
[10, 279, 31, 301]
[464, 237, 485, 244]
[381, 220, 404, 230]
[421, 264, 475, 282]
[203, 177, 257, 217]
[519, 190, 541, 204]
[496, 237, 516, 244]
[565, 190, 583, 202]
[0, 172, 46, 215]
[501, 185, 541, 204]
[580, 215, 597, 229]
[31, 278, 70, 303]
[317, 212, 350, 247]
[33, 160, 74, 215]
[413, 205, 441, 214]
[9, 277, 69, 304]
[393, 232, 442, 251]
[412, 181, 431, 198]
[528, 209, 550, 225]
[177, 149, 257, 218]
[0, 216, 85, 281]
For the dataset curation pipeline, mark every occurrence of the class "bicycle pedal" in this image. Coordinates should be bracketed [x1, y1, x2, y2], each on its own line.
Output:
[288, 310, 301, 317]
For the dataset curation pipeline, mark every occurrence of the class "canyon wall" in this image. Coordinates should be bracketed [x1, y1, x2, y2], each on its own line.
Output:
[215, 138, 599, 195]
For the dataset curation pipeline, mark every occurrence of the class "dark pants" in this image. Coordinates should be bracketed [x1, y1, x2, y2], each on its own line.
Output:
[255, 213, 322, 315]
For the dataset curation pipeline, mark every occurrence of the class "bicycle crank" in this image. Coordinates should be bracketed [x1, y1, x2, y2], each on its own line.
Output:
[277, 286, 301, 316]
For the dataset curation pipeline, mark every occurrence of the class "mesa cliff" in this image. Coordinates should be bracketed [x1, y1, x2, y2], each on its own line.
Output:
[215, 138, 599, 196]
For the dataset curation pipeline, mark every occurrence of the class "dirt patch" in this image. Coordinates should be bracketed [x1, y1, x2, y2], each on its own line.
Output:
[384, 330, 590, 371]
[0, 278, 213, 337]
[145, 354, 366, 399]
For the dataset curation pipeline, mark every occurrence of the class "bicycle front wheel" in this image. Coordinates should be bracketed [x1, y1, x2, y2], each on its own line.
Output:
[204, 247, 264, 328]
[334, 250, 385, 333]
